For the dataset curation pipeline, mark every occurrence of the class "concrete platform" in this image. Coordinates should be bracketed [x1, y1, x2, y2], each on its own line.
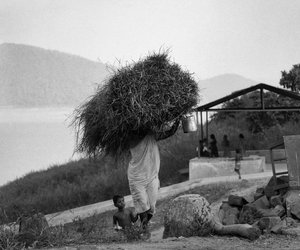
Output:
[189, 156, 265, 180]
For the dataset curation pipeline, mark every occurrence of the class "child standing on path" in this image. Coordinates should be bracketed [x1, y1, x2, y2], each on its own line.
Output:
[234, 149, 242, 179]
[113, 195, 138, 231]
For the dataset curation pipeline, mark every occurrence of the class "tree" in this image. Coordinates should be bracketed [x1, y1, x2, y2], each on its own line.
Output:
[279, 64, 300, 92]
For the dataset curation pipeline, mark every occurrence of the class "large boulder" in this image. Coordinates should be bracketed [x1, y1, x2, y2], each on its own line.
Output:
[163, 194, 213, 238]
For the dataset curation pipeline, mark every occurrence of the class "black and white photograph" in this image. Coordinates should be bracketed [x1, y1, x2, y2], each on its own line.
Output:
[1, 0, 300, 249]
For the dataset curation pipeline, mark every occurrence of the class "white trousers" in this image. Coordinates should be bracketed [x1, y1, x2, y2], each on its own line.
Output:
[129, 176, 159, 214]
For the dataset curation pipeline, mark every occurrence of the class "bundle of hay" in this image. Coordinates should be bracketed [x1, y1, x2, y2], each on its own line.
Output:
[73, 51, 199, 156]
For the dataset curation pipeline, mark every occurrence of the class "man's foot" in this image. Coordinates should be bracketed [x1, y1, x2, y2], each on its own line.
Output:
[140, 225, 151, 240]
[140, 232, 151, 240]
[147, 211, 153, 222]
[139, 212, 148, 229]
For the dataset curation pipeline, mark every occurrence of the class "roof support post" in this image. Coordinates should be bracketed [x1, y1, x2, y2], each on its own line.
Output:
[206, 111, 209, 139]
[200, 111, 203, 141]
[260, 87, 265, 110]
[196, 111, 200, 138]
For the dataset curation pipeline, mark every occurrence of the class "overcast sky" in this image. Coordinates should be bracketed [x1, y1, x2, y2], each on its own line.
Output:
[1, 0, 300, 84]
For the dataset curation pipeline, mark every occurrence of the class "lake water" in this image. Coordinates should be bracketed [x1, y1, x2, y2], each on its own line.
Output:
[0, 107, 81, 186]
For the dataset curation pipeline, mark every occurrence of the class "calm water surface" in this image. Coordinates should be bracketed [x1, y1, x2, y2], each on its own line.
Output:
[0, 107, 81, 186]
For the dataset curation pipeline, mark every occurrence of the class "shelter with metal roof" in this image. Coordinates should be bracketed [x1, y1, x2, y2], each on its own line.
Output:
[194, 83, 300, 141]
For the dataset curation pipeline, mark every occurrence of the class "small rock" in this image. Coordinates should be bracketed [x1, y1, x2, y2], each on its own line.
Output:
[256, 208, 277, 217]
[270, 195, 283, 207]
[252, 195, 270, 209]
[281, 226, 300, 236]
[271, 220, 286, 234]
[239, 204, 260, 224]
[228, 195, 247, 207]
[273, 205, 285, 217]
[264, 176, 289, 198]
[258, 216, 282, 231]
[256, 187, 265, 194]
[220, 204, 240, 225]
[254, 187, 265, 201]
[254, 193, 264, 201]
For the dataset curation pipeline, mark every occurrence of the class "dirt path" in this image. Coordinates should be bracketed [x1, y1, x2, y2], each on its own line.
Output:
[73, 234, 300, 250]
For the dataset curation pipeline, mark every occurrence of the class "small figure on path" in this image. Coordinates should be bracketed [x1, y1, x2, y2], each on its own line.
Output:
[209, 134, 219, 157]
[113, 195, 138, 231]
[234, 148, 242, 179]
[221, 134, 231, 157]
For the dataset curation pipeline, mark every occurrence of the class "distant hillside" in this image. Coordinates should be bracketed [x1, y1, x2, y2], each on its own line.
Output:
[0, 43, 259, 107]
[198, 74, 258, 105]
[0, 43, 109, 106]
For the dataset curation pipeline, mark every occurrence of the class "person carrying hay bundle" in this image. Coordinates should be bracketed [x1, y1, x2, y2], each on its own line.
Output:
[72, 51, 199, 235]
[127, 119, 180, 233]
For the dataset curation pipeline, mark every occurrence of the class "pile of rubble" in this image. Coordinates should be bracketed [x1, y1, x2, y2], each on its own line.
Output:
[220, 175, 300, 235]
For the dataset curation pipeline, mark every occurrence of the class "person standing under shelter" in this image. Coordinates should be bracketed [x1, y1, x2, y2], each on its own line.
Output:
[209, 134, 219, 157]
[127, 119, 180, 233]
[238, 133, 246, 156]
[221, 134, 231, 157]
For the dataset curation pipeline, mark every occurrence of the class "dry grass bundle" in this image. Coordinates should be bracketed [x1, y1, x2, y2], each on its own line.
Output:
[73, 51, 199, 156]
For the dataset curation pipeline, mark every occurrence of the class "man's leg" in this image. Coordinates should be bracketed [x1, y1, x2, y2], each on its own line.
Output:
[139, 211, 148, 230]
[129, 182, 150, 215]
[146, 177, 160, 222]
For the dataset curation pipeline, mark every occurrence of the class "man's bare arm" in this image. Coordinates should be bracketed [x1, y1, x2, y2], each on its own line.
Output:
[130, 209, 138, 223]
[155, 118, 181, 141]
[113, 214, 117, 227]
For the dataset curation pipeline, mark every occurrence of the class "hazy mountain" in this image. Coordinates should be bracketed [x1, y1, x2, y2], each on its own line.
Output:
[198, 74, 258, 105]
[0, 43, 109, 107]
[0, 43, 258, 107]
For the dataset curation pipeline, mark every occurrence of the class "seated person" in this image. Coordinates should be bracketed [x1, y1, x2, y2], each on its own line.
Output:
[113, 195, 138, 230]
[200, 139, 210, 157]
